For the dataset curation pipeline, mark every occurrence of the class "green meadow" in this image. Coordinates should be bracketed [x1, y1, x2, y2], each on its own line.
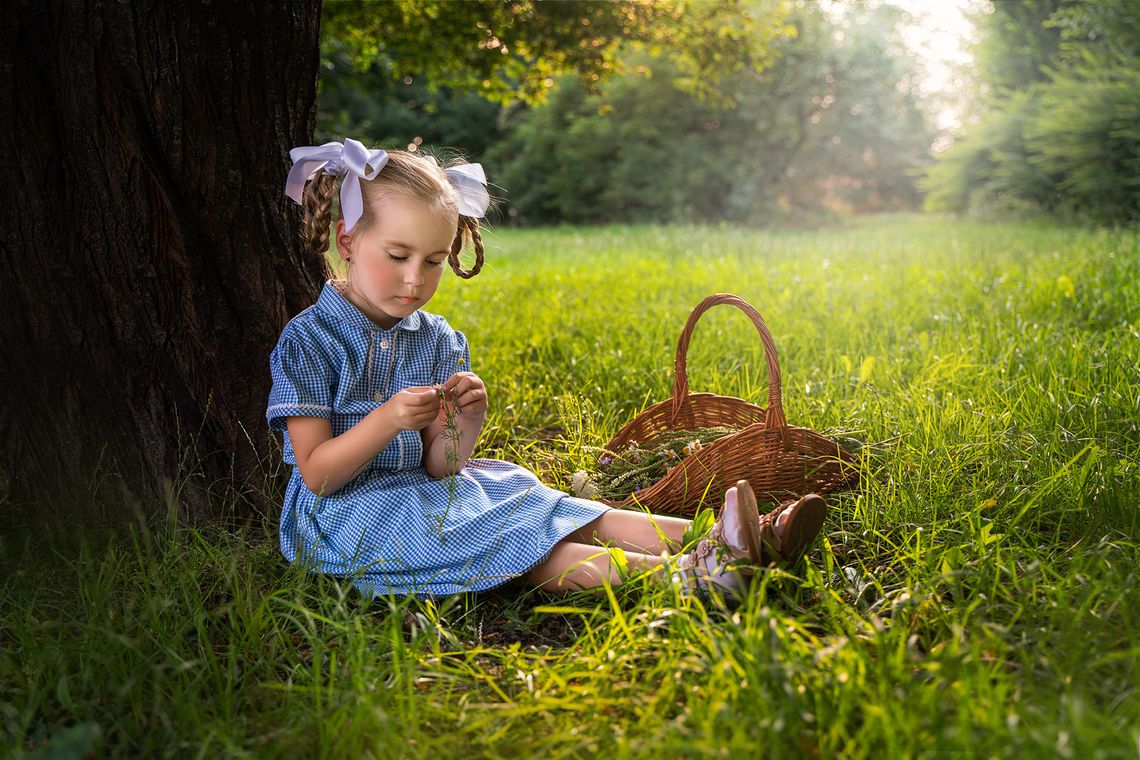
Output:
[3, 216, 1138, 757]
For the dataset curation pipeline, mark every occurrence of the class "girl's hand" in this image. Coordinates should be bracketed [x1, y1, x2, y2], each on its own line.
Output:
[439, 372, 489, 417]
[383, 386, 441, 430]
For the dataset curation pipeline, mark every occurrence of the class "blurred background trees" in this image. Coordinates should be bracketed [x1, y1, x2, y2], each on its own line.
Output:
[319, 0, 1140, 227]
[318, 0, 935, 226]
[922, 0, 1140, 224]
[491, 3, 931, 225]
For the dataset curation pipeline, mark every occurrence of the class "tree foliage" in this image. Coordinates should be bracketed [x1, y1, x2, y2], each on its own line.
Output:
[973, 0, 1064, 95]
[489, 3, 931, 225]
[320, 0, 789, 106]
[319, 2, 931, 225]
[318, 36, 508, 158]
[923, 0, 1140, 224]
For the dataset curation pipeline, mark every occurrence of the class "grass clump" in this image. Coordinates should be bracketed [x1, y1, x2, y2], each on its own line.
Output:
[3, 216, 1139, 758]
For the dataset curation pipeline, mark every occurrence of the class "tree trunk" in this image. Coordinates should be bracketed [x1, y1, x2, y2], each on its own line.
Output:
[0, 0, 325, 518]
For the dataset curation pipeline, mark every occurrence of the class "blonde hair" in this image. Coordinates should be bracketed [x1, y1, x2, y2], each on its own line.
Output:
[299, 149, 485, 279]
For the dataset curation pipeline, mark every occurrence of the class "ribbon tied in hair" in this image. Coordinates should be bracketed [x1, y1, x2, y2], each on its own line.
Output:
[444, 163, 490, 219]
[421, 153, 491, 218]
[285, 139, 388, 232]
[286, 139, 491, 230]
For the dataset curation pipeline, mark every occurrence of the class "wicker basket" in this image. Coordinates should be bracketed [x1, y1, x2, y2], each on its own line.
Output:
[599, 293, 860, 516]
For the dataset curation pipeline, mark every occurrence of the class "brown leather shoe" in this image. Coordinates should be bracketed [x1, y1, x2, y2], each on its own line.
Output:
[742, 483, 827, 567]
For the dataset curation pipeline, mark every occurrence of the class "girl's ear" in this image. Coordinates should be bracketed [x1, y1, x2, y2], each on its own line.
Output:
[334, 218, 353, 261]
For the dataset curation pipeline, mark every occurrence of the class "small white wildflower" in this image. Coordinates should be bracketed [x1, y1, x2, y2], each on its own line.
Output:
[571, 470, 589, 497]
[571, 470, 599, 499]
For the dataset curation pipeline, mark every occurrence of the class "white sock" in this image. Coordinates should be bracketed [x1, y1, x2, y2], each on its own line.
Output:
[702, 550, 744, 593]
[672, 547, 745, 595]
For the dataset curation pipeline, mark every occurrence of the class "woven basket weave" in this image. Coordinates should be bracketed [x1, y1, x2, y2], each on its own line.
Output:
[600, 293, 860, 516]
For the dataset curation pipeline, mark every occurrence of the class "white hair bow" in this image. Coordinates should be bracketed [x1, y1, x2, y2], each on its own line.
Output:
[286, 139, 491, 231]
[447, 164, 490, 219]
[423, 156, 491, 219]
[284, 139, 388, 232]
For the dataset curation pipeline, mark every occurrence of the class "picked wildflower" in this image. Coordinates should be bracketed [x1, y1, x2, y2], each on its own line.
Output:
[425, 375, 464, 540]
[570, 470, 600, 499]
[584, 427, 738, 501]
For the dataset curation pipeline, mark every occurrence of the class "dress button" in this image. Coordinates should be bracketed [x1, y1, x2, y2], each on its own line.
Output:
[380, 339, 389, 349]
[374, 391, 384, 402]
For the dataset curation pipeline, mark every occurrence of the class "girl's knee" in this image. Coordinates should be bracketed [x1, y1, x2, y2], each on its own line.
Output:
[528, 543, 607, 591]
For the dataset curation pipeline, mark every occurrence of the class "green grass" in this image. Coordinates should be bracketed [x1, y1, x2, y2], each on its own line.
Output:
[2, 216, 1138, 758]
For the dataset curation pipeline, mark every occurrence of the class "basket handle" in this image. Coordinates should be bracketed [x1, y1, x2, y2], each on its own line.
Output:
[671, 293, 787, 431]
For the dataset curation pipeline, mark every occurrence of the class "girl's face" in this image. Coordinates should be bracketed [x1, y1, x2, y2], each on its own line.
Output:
[335, 193, 457, 329]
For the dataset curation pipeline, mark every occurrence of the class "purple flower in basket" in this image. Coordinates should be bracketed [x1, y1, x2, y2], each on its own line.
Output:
[600, 455, 612, 466]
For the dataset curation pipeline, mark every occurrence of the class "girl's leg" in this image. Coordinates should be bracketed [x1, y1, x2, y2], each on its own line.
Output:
[536, 486, 824, 595]
[563, 509, 690, 555]
[527, 539, 669, 592]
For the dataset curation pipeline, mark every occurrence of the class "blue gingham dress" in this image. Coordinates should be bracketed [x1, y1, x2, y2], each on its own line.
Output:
[267, 282, 610, 597]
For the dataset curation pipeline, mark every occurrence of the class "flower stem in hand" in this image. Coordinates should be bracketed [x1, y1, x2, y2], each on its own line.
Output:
[429, 382, 462, 539]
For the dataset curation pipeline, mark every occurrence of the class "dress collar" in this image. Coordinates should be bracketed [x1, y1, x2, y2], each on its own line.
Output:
[315, 280, 423, 333]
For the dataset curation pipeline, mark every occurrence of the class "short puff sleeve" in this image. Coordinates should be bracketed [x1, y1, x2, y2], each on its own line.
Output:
[266, 337, 335, 433]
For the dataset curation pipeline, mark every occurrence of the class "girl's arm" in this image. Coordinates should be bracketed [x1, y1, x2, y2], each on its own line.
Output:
[289, 387, 439, 495]
[422, 372, 488, 478]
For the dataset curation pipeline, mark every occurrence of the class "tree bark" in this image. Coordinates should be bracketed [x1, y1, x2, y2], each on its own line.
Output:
[0, 0, 325, 518]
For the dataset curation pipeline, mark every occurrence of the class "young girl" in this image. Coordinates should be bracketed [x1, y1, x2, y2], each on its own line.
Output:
[269, 138, 828, 600]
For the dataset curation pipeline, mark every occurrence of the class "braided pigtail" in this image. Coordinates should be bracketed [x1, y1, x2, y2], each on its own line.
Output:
[448, 215, 485, 279]
[300, 172, 338, 258]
